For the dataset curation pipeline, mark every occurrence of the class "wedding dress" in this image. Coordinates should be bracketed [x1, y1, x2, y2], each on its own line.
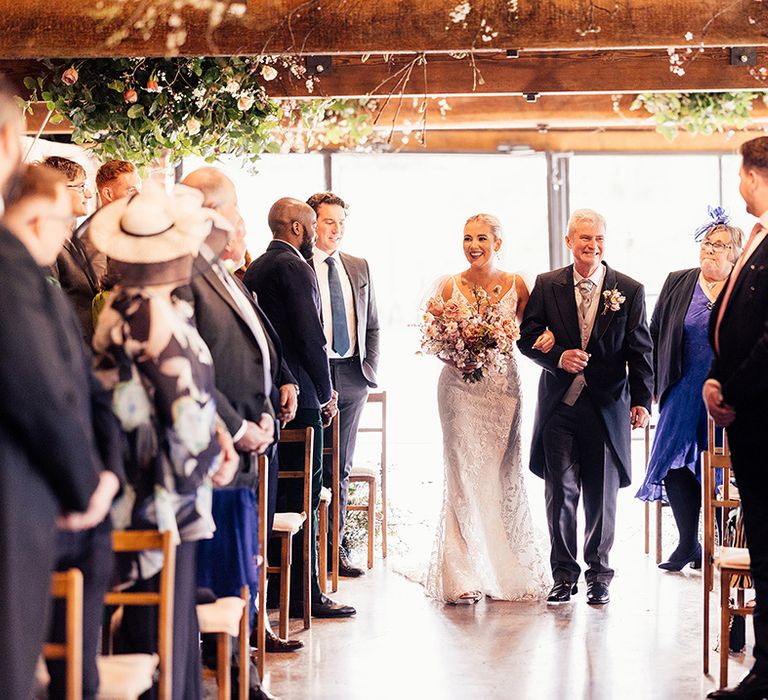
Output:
[423, 278, 551, 602]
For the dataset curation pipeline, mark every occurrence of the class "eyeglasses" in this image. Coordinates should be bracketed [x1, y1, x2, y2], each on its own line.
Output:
[66, 183, 90, 194]
[701, 241, 732, 252]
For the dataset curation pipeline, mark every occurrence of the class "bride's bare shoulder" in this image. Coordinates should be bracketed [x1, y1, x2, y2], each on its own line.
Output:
[438, 274, 457, 301]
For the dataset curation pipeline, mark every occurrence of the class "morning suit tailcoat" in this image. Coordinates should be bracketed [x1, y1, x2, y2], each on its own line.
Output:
[518, 262, 654, 488]
[243, 240, 333, 408]
[0, 226, 108, 700]
[707, 232, 768, 676]
[650, 268, 699, 408]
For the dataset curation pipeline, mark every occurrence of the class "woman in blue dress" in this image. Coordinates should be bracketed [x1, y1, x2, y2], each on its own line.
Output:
[636, 208, 743, 570]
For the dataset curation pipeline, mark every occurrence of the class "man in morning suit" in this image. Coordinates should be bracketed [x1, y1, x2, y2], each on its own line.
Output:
[0, 93, 107, 699]
[307, 191, 380, 577]
[244, 197, 356, 619]
[706, 137, 768, 700]
[518, 208, 653, 606]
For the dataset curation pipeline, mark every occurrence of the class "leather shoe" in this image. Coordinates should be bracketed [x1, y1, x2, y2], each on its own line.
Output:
[707, 672, 768, 699]
[547, 580, 578, 604]
[338, 549, 365, 577]
[658, 544, 702, 572]
[586, 581, 610, 605]
[263, 630, 304, 653]
[310, 593, 356, 618]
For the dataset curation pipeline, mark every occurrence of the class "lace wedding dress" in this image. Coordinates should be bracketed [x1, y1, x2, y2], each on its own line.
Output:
[423, 279, 551, 602]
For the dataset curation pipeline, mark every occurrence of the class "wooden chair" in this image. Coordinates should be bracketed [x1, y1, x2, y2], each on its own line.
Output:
[641, 422, 665, 564]
[268, 426, 313, 638]
[348, 390, 388, 568]
[319, 413, 340, 593]
[197, 585, 249, 700]
[41, 568, 84, 700]
[255, 453, 268, 678]
[702, 417, 750, 685]
[98, 529, 176, 700]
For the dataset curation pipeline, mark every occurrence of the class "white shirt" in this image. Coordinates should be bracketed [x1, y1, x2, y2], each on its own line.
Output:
[312, 248, 357, 359]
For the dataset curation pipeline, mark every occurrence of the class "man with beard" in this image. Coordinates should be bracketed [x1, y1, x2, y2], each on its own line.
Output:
[244, 198, 354, 620]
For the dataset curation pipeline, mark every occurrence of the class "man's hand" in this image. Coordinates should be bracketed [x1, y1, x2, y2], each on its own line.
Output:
[321, 390, 339, 427]
[212, 428, 240, 487]
[235, 416, 275, 454]
[278, 384, 298, 426]
[57, 470, 120, 531]
[532, 329, 555, 354]
[560, 349, 590, 374]
[703, 379, 736, 427]
[630, 405, 650, 430]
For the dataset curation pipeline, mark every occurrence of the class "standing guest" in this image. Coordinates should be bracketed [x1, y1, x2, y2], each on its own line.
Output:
[4, 163, 125, 700]
[518, 209, 653, 606]
[90, 184, 240, 700]
[44, 155, 99, 343]
[182, 167, 302, 679]
[244, 198, 356, 619]
[0, 97, 103, 700]
[636, 209, 742, 571]
[307, 192, 380, 577]
[706, 137, 768, 700]
[80, 159, 142, 284]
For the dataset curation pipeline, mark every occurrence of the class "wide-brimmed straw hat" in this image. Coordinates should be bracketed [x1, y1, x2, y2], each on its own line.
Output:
[89, 182, 231, 264]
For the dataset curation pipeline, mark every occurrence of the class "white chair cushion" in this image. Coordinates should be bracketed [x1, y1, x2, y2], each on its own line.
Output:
[272, 512, 306, 535]
[97, 653, 158, 700]
[350, 464, 377, 479]
[319, 486, 332, 503]
[197, 596, 245, 636]
[716, 546, 751, 570]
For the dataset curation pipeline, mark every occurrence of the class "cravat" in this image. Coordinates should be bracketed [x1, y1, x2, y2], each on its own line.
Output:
[715, 222, 763, 354]
[577, 278, 594, 349]
[326, 257, 350, 356]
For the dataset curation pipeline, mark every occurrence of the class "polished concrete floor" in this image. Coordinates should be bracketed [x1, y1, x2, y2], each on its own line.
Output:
[260, 515, 753, 700]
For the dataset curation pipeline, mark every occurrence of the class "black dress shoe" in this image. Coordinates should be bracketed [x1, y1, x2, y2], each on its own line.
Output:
[586, 581, 610, 605]
[338, 549, 365, 577]
[547, 580, 578, 604]
[708, 672, 768, 699]
[263, 630, 304, 653]
[311, 593, 356, 618]
[658, 544, 702, 571]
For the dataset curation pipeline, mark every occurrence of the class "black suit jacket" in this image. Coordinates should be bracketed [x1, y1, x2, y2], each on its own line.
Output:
[312, 251, 380, 387]
[243, 240, 333, 410]
[708, 236, 768, 415]
[184, 257, 296, 475]
[650, 268, 699, 407]
[519, 262, 653, 487]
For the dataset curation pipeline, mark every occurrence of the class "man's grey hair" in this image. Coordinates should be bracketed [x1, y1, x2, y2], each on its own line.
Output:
[567, 208, 607, 237]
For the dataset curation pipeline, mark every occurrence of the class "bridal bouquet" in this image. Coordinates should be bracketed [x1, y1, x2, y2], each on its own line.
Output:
[419, 286, 520, 383]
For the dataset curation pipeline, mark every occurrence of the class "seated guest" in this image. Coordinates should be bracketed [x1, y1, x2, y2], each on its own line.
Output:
[4, 163, 125, 700]
[90, 183, 240, 700]
[0, 135, 102, 700]
[44, 155, 99, 344]
[636, 208, 742, 570]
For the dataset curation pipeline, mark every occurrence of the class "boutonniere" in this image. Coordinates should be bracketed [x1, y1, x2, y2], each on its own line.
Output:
[602, 287, 626, 315]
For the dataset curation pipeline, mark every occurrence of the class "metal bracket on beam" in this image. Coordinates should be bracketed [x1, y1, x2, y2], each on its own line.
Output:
[523, 92, 539, 102]
[305, 56, 333, 75]
[506, 49, 519, 58]
[730, 47, 757, 66]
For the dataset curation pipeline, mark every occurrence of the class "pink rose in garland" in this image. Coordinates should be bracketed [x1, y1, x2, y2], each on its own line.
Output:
[123, 89, 138, 104]
[61, 67, 79, 85]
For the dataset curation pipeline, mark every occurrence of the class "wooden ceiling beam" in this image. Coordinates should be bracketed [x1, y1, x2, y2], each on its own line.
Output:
[0, 1, 767, 58]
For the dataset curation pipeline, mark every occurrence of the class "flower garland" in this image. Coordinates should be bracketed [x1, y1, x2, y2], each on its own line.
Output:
[23, 57, 376, 166]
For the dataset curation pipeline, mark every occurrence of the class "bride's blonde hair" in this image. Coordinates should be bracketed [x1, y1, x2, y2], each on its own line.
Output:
[465, 213, 503, 240]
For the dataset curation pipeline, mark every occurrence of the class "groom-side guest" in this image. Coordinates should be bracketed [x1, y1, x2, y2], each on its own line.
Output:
[307, 191, 380, 578]
[244, 198, 355, 619]
[705, 137, 768, 700]
[519, 208, 653, 606]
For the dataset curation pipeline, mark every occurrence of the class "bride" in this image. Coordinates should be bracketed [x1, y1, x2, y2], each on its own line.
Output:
[423, 213, 551, 604]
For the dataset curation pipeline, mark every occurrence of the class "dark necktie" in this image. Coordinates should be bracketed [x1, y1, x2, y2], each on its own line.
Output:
[326, 257, 350, 356]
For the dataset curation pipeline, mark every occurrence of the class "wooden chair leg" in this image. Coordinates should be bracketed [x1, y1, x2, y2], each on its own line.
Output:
[655, 501, 663, 564]
[367, 480, 375, 570]
[217, 632, 231, 700]
[704, 572, 711, 675]
[239, 585, 249, 700]
[644, 501, 650, 555]
[279, 537, 291, 640]
[319, 502, 328, 594]
[381, 473, 387, 560]
[303, 524, 311, 630]
[720, 573, 730, 688]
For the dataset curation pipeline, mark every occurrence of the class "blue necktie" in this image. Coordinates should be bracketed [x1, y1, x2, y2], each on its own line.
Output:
[326, 257, 350, 356]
